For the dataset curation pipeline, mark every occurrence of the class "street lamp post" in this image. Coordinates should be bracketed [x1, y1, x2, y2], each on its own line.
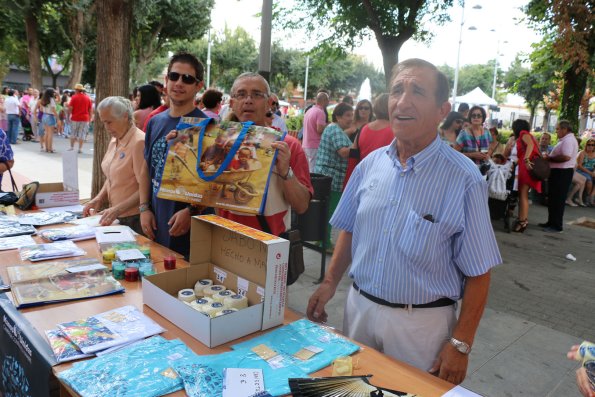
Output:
[452, 3, 482, 109]
[206, 29, 212, 88]
[304, 55, 310, 104]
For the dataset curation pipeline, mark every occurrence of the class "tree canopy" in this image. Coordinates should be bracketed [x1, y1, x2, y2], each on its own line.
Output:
[275, 0, 454, 88]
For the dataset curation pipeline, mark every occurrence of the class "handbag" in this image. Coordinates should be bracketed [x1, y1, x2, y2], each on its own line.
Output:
[529, 156, 550, 181]
[1, 165, 39, 210]
[257, 215, 305, 286]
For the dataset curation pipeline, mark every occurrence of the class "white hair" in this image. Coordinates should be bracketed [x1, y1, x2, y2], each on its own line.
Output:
[231, 72, 271, 97]
[97, 96, 134, 122]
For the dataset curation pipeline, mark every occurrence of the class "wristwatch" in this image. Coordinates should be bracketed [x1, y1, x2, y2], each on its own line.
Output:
[449, 337, 471, 354]
[280, 167, 294, 180]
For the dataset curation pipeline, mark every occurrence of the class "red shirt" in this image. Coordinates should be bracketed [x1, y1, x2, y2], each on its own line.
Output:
[219, 135, 313, 236]
[142, 105, 169, 132]
[69, 92, 92, 122]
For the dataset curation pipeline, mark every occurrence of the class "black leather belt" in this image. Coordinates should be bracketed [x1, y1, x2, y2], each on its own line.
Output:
[353, 282, 455, 309]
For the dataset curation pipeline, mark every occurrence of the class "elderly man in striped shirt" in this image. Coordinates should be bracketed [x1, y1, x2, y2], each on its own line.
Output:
[307, 58, 501, 385]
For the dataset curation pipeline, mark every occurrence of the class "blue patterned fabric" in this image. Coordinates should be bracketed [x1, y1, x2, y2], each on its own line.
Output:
[231, 318, 359, 374]
[172, 348, 305, 397]
[57, 336, 191, 397]
[0, 129, 14, 187]
[313, 124, 352, 192]
[331, 137, 501, 304]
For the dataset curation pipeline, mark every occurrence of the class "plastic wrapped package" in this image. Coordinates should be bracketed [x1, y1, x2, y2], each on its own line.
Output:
[0, 234, 35, 250]
[19, 240, 86, 261]
[231, 318, 360, 374]
[57, 336, 192, 397]
[172, 347, 307, 397]
[45, 329, 93, 363]
[16, 211, 76, 226]
[38, 225, 96, 242]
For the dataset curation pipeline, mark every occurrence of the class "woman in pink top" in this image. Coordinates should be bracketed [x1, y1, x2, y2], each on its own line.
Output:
[343, 94, 393, 187]
[133, 84, 161, 131]
[83, 96, 149, 234]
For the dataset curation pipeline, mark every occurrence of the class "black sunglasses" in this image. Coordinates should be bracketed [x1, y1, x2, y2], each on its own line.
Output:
[272, 102, 279, 106]
[587, 143, 595, 146]
[470, 113, 483, 119]
[167, 72, 199, 85]
[359, 106, 371, 110]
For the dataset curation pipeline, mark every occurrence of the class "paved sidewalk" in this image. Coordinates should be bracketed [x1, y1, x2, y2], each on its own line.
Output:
[8, 137, 595, 396]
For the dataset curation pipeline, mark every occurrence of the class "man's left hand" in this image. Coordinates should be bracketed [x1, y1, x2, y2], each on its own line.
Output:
[429, 343, 469, 385]
[168, 207, 190, 237]
[271, 141, 291, 177]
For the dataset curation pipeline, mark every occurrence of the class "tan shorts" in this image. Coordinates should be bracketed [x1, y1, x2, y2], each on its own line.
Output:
[71, 121, 89, 140]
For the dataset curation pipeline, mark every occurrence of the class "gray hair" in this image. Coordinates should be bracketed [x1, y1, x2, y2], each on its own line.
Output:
[230, 72, 271, 97]
[97, 96, 134, 122]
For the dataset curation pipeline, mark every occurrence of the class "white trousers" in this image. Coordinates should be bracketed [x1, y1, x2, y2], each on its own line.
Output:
[304, 148, 318, 172]
[343, 285, 457, 371]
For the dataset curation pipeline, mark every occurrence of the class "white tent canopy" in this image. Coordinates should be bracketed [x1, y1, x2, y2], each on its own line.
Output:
[456, 87, 497, 106]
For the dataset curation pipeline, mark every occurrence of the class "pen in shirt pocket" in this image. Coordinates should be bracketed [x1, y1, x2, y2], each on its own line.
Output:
[423, 214, 435, 223]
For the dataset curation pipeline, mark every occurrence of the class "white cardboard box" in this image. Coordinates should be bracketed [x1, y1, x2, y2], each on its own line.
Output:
[95, 226, 137, 251]
[142, 214, 289, 348]
[35, 151, 80, 208]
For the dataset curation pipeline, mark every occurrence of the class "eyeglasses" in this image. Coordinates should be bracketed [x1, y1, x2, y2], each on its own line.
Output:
[455, 119, 464, 124]
[470, 113, 483, 119]
[167, 72, 200, 85]
[359, 106, 371, 111]
[233, 91, 268, 100]
[587, 143, 595, 147]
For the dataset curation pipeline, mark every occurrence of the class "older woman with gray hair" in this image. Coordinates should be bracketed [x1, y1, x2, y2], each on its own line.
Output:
[82, 96, 148, 234]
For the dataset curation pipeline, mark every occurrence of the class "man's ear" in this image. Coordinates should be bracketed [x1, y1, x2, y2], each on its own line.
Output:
[439, 100, 451, 120]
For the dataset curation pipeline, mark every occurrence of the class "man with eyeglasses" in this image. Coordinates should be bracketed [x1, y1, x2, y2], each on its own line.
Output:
[307, 59, 500, 385]
[217, 72, 312, 237]
[140, 52, 207, 258]
[270, 93, 288, 134]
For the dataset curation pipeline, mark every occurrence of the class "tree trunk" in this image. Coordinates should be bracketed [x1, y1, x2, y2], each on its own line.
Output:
[542, 108, 550, 132]
[92, 0, 134, 198]
[559, 65, 588, 133]
[67, 8, 85, 88]
[24, 11, 42, 90]
[377, 36, 406, 90]
[529, 104, 537, 130]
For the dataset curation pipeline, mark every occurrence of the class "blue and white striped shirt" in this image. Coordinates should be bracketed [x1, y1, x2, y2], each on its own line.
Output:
[331, 136, 501, 304]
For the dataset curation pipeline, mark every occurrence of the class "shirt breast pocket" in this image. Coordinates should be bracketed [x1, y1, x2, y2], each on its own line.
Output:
[397, 210, 449, 271]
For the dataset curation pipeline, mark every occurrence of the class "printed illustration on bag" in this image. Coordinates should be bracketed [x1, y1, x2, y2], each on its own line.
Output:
[157, 117, 285, 214]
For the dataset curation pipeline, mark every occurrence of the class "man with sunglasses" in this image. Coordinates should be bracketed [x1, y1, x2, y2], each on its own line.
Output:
[140, 52, 207, 258]
[218, 72, 312, 237]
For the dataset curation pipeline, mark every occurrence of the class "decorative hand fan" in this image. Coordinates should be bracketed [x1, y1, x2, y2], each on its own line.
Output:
[288, 375, 421, 397]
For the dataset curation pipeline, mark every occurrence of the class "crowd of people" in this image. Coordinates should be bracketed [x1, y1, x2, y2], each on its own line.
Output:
[0, 52, 592, 395]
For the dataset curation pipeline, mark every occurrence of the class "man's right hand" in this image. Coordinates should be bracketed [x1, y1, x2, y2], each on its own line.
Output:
[140, 210, 156, 240]
[306, 281, 337, 323]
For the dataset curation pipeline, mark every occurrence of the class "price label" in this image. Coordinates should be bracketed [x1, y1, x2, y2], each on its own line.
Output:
[237, 277, 249, 297]
[214, 267, 227, 283]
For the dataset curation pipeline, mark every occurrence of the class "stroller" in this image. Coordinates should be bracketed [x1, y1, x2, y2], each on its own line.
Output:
[19, 108, 34, 141]
[486, 158, 517, 232]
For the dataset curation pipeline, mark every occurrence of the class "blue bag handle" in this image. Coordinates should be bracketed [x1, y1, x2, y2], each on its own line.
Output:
[183, 118, 253, 182]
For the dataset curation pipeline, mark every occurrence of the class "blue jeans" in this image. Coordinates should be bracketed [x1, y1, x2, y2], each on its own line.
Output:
[7, 114, 19, 144]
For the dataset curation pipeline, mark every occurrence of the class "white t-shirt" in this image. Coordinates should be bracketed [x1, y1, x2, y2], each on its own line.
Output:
[4, 96, 19, 115]
[41, 99, 56, 115]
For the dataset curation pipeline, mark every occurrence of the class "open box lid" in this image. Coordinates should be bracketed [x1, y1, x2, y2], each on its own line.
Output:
[190, 215, 287, 290]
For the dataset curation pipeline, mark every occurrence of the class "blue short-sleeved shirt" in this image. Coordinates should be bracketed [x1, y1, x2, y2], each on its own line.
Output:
[145, 108, 206, 257]
[331, 136, 501, 304]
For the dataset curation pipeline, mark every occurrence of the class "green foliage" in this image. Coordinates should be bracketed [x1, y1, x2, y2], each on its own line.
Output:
[130, 0, 214, 85]
[286, 114, 304, 132]
[275, 0, 455, 87]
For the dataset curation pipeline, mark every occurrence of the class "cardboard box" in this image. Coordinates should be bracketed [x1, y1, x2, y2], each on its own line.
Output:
[95, 226, 137, 251]
[142, 215, 289, 347]
[35, 151, 80, 208]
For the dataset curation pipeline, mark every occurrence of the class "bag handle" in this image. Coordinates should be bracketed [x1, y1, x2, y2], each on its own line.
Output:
[2, 162, 18, 193]
[192, 119, 253, 182]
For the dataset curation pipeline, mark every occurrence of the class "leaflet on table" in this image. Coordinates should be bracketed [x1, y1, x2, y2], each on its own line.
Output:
[56, 305, 165, 354]
[8, 263, 124, 308]
[0, 221, 36, 238]
[0, 234, 35, 250]
[7, 258, 101, 282]
[156, 117, 284, 215]
[57, 336, 190, 397]
[38, 225, 96, 242]
[17, 211, 76, 226]
[68, 214, 120, 227]
[45, 329, 93, 363]
[19, 240, 86, 262]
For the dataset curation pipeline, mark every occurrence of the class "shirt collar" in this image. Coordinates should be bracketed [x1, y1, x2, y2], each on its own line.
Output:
[385, 135, 442, 172]
[115, 125, 137, 147]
